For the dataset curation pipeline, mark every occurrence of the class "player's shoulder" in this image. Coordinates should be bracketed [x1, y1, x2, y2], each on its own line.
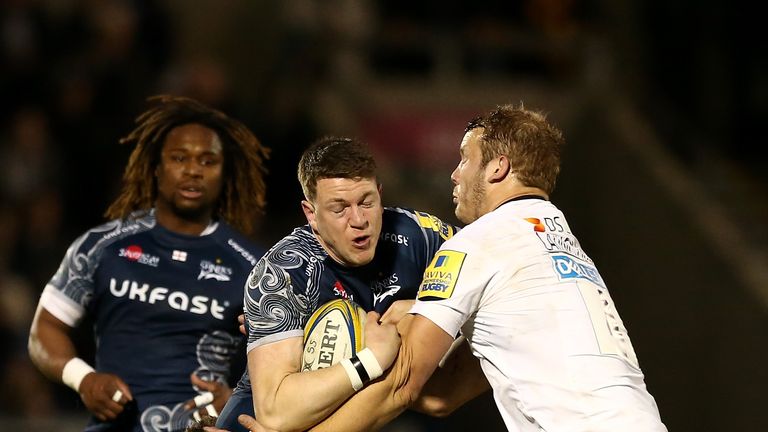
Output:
[447, 199, 559, 251]
[212, 222, 266, 268]
[244, 226, 321, 298]
[72, 212, 155, 255]
[383, 206, 457, 241]
[257, 225, 326, 270]
[440, 214, 498, 255]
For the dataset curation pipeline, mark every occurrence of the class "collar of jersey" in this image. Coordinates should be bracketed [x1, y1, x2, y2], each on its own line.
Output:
[494, 194, 547, 211]
[150, 217, 221, 248]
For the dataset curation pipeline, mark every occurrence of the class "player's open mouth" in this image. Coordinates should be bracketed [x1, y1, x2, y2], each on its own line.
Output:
[352, 235, 370, 248]
[179, 186, 203, 199]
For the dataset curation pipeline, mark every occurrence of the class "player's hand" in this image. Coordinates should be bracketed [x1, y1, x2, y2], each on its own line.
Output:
[78, 372, 133, 421]
[379, 299, 415, 325]
[184, 373, 233, 419]
[363, 311, 401, 371]
[201, 414, 272, 432]
[238, 314, 246, 336]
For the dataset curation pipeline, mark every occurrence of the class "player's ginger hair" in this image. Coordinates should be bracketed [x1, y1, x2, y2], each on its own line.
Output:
[105, 95, 269, 236]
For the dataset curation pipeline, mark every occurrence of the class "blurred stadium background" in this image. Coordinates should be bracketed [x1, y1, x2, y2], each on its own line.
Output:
[1, 1, 765, 431]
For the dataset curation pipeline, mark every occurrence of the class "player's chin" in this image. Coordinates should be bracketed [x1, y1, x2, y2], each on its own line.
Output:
[346, 248, 375, 267]
[454, 205, 472, 225]
[173, 199, 213, 217]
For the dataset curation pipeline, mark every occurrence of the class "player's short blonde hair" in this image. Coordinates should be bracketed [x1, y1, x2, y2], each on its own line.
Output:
[466, 104, 564, 195]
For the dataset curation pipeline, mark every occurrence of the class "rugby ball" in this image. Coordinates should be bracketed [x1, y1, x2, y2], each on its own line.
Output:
[302, 299, 366, 371]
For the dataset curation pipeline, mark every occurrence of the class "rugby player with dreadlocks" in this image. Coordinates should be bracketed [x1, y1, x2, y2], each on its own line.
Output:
[28, 95, 270, 432]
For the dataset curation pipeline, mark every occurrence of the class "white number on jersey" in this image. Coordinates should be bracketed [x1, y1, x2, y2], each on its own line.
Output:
[577, 280, 640, 369]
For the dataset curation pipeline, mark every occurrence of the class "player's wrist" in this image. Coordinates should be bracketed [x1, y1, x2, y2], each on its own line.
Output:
[340, 348, 383, 391]
[62, 357, 95, 392]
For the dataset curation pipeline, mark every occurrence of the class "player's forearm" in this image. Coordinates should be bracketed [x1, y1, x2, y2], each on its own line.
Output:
[252, 361, 357, 431]
[411, 369, 489, 417]
[28, 305, 78, 382]
[305, 328, 433, 432]
[410, 337, 490, 416]
[306, 367, 412, 432]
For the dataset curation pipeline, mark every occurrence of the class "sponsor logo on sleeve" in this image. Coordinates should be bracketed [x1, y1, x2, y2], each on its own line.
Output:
[416, 212, 455, 240]
[551, 254, 605, 288]
[417, 250, 466, 300]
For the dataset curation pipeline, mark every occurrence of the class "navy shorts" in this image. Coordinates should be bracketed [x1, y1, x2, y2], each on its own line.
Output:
[216, 387, 254, 432]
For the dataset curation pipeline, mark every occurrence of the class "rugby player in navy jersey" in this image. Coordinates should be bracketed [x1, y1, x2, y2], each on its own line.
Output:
[212, 137, 458, 432]
[28, 95, 270, 432]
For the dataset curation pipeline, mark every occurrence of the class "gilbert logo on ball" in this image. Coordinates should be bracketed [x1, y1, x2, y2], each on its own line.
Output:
[302, 299, 366, 371]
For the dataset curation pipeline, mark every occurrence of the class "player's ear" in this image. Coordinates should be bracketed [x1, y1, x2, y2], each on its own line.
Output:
[301, 200, 317, 228]
[487, 155, 510, 183]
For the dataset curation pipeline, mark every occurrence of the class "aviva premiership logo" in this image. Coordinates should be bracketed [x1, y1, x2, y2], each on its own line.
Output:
[198, 259, 233, 281]
[418, 250, 465, 300]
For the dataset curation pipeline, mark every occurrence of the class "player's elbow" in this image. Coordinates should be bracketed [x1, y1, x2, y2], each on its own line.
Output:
[252, 403, 294, 432]
[253, 397, 310, 432]
[27, 319, 44, 367]
[27, 332, 40, 365]
[392, 372, 428, 412]
[395, 380, 458, 417]
[253, 413, 294, 432]
[410, 395, 459, 418]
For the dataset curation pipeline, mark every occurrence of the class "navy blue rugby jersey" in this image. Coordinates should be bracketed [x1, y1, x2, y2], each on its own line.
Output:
[39, 210, 264, 432]
[233, 207, 456, 393]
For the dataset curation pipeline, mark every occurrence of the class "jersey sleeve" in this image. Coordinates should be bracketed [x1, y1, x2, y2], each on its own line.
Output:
[410, 244, 492, 338]
[413, 210, 458, 249]
[39, 231, 99, 327]
[244, 248, 312, 353]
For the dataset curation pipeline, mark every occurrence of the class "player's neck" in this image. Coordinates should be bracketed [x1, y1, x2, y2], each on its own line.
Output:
[485, 185, 548, 214]
[155, 206, 214, 236]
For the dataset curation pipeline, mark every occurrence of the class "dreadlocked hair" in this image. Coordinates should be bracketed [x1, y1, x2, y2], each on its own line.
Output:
[105, 95, 270, 237]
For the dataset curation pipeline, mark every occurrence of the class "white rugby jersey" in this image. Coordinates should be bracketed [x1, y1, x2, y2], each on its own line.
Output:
[411, 196, 666, 432]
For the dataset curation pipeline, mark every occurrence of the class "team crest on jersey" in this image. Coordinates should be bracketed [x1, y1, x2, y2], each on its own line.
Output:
[198, 259, 233, 281]
[418, 250, 465, 300]
[372, 272, 401, 306]
[415, 211, 455, 241]
[118, 245, 159, 267]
